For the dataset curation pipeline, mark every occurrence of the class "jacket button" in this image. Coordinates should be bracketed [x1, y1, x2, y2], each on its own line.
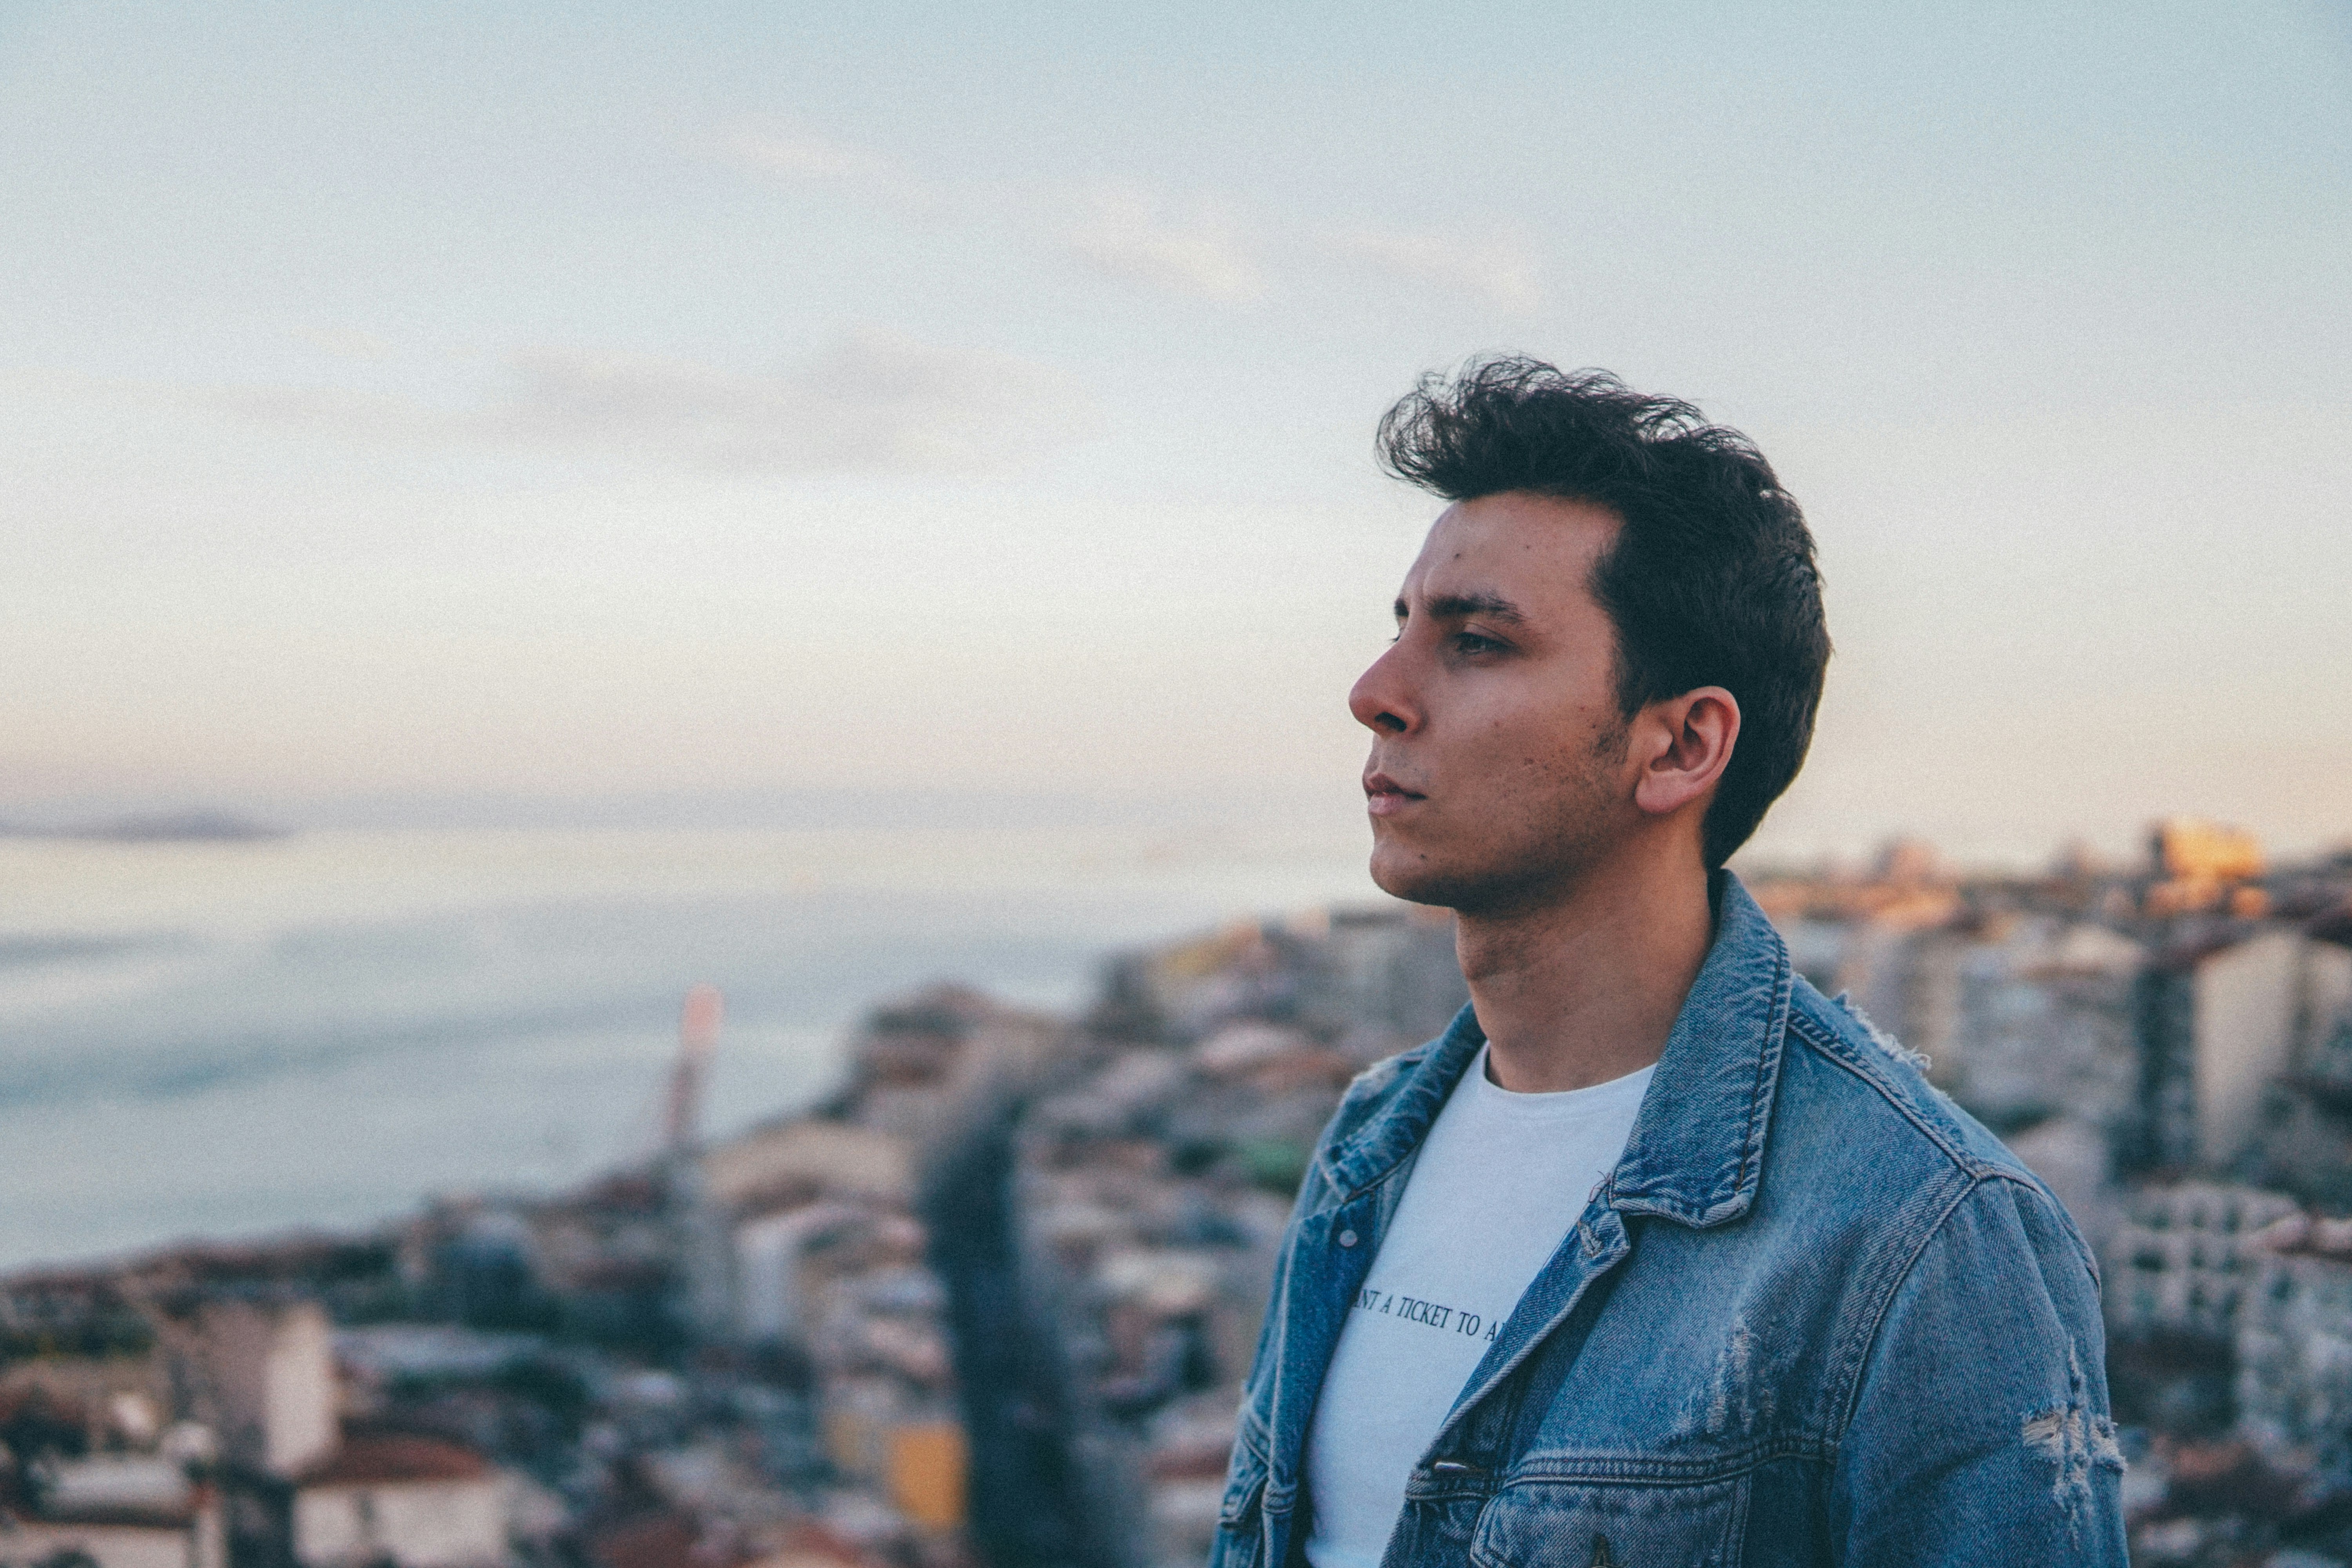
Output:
[1338, 1229, 1359, 1248]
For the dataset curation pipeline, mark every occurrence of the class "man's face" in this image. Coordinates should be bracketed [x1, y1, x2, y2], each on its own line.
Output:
[1348, 491, 1638, 913]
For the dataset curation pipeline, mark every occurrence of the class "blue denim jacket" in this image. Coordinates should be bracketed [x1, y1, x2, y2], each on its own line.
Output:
[1211, 873, 2127, 1568]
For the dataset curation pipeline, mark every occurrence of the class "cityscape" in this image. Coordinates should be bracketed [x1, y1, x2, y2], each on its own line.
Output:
[2, 818, 2349, 1568]
[7, 5, 2344, 1567]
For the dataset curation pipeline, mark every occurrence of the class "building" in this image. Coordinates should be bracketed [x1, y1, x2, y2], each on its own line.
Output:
[2106, 1181, 2302, 1343]
[705, 1123, 912, 1218]
[1289, 906, 1468, 1051]
[2237, 1249, 2352, 1491]
[1917, 917, 2143, 1136]
[2146, 817, 2270, 918]
[164, 1298, 513, 1568]
[0, 1456, 224, 1568]
[733, 1203, 869, 1348]
[184, 1301, 337, 1481]
[290, 1437, 505, 1568]
[2141, 926, 2352, 1176]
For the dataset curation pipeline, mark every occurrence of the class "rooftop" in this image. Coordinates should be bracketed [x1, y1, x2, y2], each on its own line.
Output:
[296, 1434, 490, 1488]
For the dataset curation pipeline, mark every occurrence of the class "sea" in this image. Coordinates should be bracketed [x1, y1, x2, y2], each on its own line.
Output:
[0, 818, 1385, 1272]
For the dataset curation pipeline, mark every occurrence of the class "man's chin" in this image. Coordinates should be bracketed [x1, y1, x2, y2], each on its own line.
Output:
[1368, 843, 1467, 909]
[1371, 839, 1575, 917]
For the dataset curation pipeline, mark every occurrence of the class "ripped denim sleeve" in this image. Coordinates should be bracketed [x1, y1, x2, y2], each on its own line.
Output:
[1830, 1173, 2129, 1566]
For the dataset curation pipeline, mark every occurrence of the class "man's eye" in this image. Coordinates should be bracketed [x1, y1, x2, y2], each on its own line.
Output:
[1453, 632, 1503, 655]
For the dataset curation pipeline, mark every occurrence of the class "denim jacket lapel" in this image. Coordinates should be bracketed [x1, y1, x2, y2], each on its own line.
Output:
[1427, 871, 1795, 1450]
[1291, 873, 1797, 1480]
[1257, 873, 1795, 1498]
[1605, 872, 1794, 1228]
[1255, 1009, 1487, 1504]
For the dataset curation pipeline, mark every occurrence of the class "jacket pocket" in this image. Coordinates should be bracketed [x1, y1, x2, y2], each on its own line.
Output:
[1209, 1432, 1271, 1568]
[1468, 1475, 1748, 1568]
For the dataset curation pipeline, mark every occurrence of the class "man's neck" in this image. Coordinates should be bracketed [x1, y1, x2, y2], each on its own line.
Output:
[1454, 840, 1716, 1094]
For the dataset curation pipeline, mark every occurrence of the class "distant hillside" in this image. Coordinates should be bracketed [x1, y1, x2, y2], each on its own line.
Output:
[0, 810, 289, 842]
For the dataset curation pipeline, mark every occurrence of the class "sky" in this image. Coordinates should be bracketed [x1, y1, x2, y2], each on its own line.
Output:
[4, 1, 2349, 865]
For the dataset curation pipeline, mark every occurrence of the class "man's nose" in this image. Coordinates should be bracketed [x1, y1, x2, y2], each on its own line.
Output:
[1348, 642, 1419, 736]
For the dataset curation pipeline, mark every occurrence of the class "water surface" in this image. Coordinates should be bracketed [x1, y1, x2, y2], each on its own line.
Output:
[0, 822, 1380, 1269]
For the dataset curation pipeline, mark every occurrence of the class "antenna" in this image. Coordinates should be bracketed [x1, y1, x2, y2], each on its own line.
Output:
[664, 984, 724, 1155]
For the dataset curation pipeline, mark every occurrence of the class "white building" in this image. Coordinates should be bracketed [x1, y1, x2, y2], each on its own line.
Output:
[2106, 1181, 2302, 1341]
[291, 1437, 505, 1568]
[2144, 927, 2352, 1173]
[735, 1202, 869, 1346]
[171, 1297, 508, 1568]
[187, 1300, 338, 1479]
[0, 1455, 224, 1568]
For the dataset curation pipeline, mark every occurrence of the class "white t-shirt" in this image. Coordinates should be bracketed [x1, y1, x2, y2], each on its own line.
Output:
[1302, 1044, 1655, 1568]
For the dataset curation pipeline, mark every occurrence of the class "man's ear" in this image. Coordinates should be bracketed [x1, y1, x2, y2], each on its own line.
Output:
[1632, 686, 1740, 818]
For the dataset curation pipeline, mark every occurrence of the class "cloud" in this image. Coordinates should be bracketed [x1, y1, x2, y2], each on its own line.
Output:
[1325, 227, 1544, 311]
[711, 125, 907, 186]
[706, 120, 1544, 311]
[1059, 186, 1265, 303]
[714, 124, 1267, 305]
[189, 332, 1092, 475]
[704, 122, 940, 212]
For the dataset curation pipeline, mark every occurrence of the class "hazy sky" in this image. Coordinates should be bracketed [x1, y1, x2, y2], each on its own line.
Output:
[6, 2, 2348, 862]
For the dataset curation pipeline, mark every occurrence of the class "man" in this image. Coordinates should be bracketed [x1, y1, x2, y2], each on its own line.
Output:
[1210, 359, 2125, 1567]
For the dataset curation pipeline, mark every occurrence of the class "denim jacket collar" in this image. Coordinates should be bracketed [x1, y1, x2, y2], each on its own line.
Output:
[1312, 871, 1793, 1226]
[1608, 871, 1793, 1226]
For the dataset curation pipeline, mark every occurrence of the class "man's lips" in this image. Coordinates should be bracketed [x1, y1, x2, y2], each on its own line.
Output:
[1364, 771, 1425, 817]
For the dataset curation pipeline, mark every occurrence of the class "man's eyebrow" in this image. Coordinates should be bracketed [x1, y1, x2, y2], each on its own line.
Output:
[1396, 592, 1527, 625]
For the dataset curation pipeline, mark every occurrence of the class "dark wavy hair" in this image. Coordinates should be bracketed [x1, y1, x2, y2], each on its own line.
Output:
[1377, 357, 1830, 869]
